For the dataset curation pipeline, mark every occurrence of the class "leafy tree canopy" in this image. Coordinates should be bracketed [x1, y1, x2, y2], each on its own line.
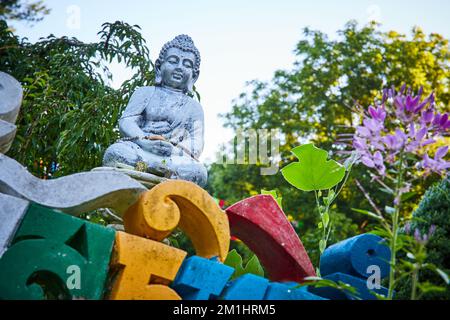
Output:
[223, 21, 449, 149]
[0, 20, 154, 177]
[0, 0, 50, 24]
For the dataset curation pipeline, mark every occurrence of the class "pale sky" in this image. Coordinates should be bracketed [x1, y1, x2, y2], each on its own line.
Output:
[12, 0, 450, 163]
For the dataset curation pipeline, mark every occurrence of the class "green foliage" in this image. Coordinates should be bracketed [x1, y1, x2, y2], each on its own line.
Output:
[281, 143, 345, 191]
[208, 21, 449, 264]
[397, 177, 450, 300]
[166, 229, 196, 256]
[299, 276, 360, 299]
[0, 0, 50, 23]
[222, 21, 449, 144]
[281, 143, 354, 266]
[301, 211, 359, 267]
[0, 20, 154, 178]
[224, 249, 264, 280]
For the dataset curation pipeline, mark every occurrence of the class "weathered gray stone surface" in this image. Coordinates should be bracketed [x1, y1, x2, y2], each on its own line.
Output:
[0, 71, 23, 153]
[0, 154, 146, 216]
[92, 165, 167, 188]
[106, 224, 125, 232]
[0, 193, 29, 258]
[103, 35, 208, 187]
[0, 119, 16, 154]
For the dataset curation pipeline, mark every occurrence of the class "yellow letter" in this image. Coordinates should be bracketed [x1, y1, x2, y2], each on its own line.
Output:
[109, 231, 187, 300]
[123, 180, 230, 262]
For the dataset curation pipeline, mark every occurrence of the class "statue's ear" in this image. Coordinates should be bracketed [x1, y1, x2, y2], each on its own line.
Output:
[186, 70, 199, 95]
[155, 59, 162, 85]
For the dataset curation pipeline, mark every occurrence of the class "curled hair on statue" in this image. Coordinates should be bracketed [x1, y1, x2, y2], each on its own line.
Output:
[155, 34, 201, 95]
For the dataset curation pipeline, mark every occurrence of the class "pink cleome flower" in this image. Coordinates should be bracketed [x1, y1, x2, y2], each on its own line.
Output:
[353, 86, 449, 176]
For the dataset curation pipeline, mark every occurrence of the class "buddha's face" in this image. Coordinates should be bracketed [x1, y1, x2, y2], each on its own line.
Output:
[159, 47, 196, 92]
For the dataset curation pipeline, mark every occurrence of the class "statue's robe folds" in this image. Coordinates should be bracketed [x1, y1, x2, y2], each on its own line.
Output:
[103, 86, 207, 187]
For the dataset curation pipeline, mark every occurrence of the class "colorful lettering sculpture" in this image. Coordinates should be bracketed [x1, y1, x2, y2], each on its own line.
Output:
[225, 195, 316, 282]
[172, 256, 234, 300]
[172, 256, 326, 300]
[108, 231, 186, 300]
[320, 233, 391, 278]
[264, 282, 326, 300]
[124, 180, 230, 261]
[0, 180, 392, 300]
[0, 204, 115, 299]
[0, 193, 29, 258]
[309, 233, 391, 300]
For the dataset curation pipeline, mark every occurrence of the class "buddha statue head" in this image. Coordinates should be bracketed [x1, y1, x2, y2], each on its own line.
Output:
[155, 34, 201, 95]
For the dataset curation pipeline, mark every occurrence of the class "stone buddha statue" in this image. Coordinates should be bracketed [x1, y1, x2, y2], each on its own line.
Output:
[103, 35, 207, 187]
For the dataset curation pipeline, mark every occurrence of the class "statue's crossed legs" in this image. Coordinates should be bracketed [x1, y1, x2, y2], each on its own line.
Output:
[103, 141, 207, 187]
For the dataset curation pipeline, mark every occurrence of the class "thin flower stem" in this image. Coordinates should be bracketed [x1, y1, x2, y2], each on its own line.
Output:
[314, 190, 326, 247]
[325, 221, 333, 242]
[354, 179, 383, 216]
[314, 190, 325, 277]
[335, 168, 351, 199]
[371, 174, 395, 194]
[388, 150, 405, 299]
[354, 179, 392, 232]
[410, 243, 426, 300]
[411, 266, 419, 300]
[314, 190, 322, 217]
[315, 168, 352, 275]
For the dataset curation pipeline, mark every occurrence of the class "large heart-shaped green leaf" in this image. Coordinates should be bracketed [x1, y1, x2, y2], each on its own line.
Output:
[281, 143, 345, 191]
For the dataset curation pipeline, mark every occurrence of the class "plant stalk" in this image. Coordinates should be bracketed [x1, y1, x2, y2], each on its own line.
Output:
[388, 151, 405, 299]
[410, 265, 419, 300]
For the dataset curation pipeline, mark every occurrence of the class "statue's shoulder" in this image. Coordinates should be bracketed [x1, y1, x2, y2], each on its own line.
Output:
[131, 85, 156, 98]
[127, 86, 156, 105]
[121, 86, 156, 119]
[186, 97, 204, 117]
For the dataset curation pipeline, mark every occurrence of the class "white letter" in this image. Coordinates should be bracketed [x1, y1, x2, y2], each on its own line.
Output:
[247, 129, 258, 164]
[236, 128, 246, 164]
[366, 265, 381, 290]
[66, 265, 81, 290]
[260, 129, 280, 175]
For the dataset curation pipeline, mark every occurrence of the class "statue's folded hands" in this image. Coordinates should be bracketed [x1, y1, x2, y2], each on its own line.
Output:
[137, 139, 173, 156]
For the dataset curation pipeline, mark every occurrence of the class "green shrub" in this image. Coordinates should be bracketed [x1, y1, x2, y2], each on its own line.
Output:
[397, 177, 450, 300]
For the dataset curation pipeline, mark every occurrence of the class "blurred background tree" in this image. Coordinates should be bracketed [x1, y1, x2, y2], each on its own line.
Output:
[207, 21, 450, 263]
[0, 19, 154, 178]
[1, 5, 155, 225]
[0, 0, 50, 24]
